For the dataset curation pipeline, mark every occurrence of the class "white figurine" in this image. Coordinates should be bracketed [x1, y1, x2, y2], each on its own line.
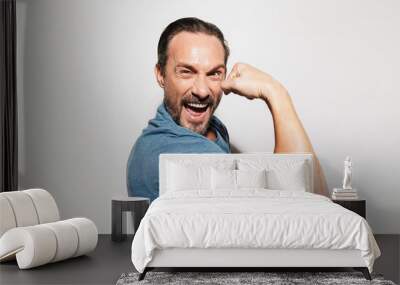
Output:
[342, 156, 353, 190]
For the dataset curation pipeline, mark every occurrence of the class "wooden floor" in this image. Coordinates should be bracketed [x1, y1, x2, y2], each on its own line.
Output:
[0, 234, 398, 285]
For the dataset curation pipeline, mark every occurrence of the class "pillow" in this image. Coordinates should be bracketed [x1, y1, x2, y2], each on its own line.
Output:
[236, 169, 267, 189]
[211, 168, 236, 190]
[237, 159, 310, 192]
[167, 162, 210, 191]
[211, 168, 268, 190]
[265, 162, 307, 191]
[166, 159, 236, 192]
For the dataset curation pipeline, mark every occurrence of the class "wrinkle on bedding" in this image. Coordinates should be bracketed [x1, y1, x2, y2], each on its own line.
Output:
[131, 190, 380, 273]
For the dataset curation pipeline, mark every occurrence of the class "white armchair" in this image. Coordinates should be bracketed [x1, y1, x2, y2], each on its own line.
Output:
[0, 188, 98, 269]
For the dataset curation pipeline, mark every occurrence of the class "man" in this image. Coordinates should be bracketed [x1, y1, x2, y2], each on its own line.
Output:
[127, 17, 328, 202]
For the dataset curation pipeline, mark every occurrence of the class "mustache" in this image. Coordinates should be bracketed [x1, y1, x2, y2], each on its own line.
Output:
[181, 96, 215, 106]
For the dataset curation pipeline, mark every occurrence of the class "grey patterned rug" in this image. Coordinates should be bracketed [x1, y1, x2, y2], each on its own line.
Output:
[116, 271, 396, 285]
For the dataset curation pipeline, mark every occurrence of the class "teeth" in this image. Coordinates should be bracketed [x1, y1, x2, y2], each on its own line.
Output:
[187, 103, 208, 108]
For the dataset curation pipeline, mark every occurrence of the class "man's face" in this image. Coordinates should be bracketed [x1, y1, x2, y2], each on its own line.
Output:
[155, 32, 226, 135]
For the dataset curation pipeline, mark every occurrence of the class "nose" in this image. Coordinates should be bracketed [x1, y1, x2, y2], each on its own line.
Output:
[191, 75, 211, 100]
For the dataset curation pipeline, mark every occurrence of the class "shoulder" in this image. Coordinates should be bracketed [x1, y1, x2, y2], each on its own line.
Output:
[210, 115, 230, 144]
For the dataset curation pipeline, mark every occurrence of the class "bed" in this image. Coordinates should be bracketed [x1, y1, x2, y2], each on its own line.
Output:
[130, 153, 381, 281]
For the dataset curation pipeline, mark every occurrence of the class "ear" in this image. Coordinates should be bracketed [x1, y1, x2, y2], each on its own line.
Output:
[154, 64, 165, 88]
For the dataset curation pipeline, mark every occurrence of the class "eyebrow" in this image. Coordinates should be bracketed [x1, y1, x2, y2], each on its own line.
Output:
[175, 63, 226, 74]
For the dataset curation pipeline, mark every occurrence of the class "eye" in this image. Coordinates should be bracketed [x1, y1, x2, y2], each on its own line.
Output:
[178, 68, 192, 74]
[176, 68, 193, 79]
[209, 71, 222, 79]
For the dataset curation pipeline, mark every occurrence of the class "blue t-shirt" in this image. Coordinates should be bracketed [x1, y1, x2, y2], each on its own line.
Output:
[127, 103, 231, 201]
[126, 102, 231, 202]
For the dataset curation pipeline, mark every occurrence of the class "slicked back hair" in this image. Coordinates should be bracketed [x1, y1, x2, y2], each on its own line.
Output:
[157, 17, 230, 76]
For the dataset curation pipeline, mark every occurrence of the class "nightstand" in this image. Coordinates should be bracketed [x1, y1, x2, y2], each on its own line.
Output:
[111, 197, 150, 242]
[332, 199, 366, 219]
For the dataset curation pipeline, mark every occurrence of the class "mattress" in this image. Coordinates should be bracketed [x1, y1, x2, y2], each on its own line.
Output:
[131, 189, 381, 273]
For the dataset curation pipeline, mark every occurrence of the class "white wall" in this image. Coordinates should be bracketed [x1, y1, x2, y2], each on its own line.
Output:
[17, 0, 400, 234]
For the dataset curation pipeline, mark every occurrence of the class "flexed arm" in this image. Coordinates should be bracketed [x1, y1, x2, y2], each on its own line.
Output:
[221, 63, 328, 196]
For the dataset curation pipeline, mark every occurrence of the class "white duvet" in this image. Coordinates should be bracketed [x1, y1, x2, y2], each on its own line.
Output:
[131, 190, 381, 273]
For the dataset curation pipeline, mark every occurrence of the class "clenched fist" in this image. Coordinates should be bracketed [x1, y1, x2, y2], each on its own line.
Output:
[221, 63, 288, 104]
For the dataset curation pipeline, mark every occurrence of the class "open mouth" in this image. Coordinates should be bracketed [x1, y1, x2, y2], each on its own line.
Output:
[184, 102, 210, 113]
[182, 102, 211, 123]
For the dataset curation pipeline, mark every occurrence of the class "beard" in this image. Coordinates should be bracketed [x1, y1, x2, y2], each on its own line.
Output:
[164, 93, 221, 135]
